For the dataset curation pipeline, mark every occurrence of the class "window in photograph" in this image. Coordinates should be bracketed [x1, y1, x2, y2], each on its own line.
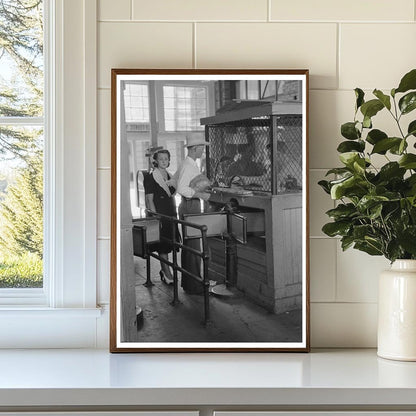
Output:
[123, 83, 149, 123]
[0, 0, 44, 290]
[163, 85, 208, 131]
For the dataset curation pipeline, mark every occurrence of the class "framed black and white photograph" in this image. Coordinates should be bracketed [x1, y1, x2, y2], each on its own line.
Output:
[110, 69, 310, 352]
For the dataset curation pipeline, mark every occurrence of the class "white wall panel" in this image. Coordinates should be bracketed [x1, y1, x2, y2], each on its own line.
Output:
[133, 0, 268, 21]
[196, 23, 338, 89]
[98, 22, 193, 89]
[309, 90, 354, 169]
[336, 245, 389, 303]
[98, 169, 111, 239]
[340, 24, 416, 90]
[310, 239, 336, 302]
[98, 89, 111, 168]
[271, 0, 415, 21]
[97, 239, 110, 304]
[311, 303, 377, 347]
[99, 0, 131, 21]
[309, 170, 334, 237]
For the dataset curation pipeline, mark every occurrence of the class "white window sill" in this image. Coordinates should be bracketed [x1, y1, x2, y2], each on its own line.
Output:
[0, 307, 104, 348]
[0, 306, 102, 317]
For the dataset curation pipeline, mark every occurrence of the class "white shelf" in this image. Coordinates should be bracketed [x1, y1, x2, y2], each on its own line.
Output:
[0, 349, 415, 409]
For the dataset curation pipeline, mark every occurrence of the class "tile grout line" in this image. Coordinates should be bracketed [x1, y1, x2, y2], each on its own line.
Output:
[193, 22, 197, 68]
[311, 301, 378, 305]
[268, 0, 271, 22]
[336, 22, 340, 90]
[97, 19, 415, 24]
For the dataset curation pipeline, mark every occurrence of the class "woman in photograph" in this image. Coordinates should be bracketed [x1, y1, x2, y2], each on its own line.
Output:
[144, 149, 179, 285]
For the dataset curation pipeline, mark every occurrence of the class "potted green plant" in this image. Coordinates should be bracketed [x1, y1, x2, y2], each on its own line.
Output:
[319, 68, 416, 361]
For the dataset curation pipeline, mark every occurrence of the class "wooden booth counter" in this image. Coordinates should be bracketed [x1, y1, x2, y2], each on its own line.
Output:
[207, 187, 302, 314]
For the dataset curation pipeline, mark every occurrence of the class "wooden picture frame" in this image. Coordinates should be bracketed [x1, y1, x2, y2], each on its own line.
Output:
[110, 69, 310, 352]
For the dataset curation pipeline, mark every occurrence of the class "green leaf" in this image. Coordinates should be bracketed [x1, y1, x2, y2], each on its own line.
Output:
[352, 224, 373, 240]
[330, 175, 368, 200]
[399, 92, 416, 115]
[398, 227, 416, 255]
[363, 116, 372, 129]
[399, 154, 416, 169]
[326, 203, 356, 220]
[395, 69, 416, 94]
[354, 241, 383, 256]
[371, 137, 402, 154]
[318, 180, 331, 194]
[360, 99, 384, 119]
[325, 167, 351, 176]
[357, 195, 389, 212]
[330, 176, 357, 199]
[337, 140, 365, 153]
[399, 139, 407, 154]
[373, 89, 391, 110]
[389, 139, 408, 155]
[341, 235, 355, 251]
[378, 162, 406, 181]
[353, 158, 366, 174]
[341, 122, 360, 140]
[355, 88, 365, 110]
[366, 129, 388, 145]
[322, 221, 351, 237]
[406, 174, 416, 186]
[386, 240, 402, 262]
[369, 203, 383, 220]
[339, 152, 360, 167]
[407, 120, 416, 138]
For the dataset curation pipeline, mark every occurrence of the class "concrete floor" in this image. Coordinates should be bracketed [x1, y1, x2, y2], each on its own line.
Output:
[134, 257, 302, 344]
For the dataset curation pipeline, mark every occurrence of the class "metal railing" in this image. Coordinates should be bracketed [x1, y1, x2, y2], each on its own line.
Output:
[133, 210, 212, 325]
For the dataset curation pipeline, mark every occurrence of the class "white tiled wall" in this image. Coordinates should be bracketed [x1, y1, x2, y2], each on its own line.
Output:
[96, 0, 416, 347]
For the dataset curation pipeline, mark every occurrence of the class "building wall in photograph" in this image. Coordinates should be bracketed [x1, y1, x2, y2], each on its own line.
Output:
[96, 0, 416, 347]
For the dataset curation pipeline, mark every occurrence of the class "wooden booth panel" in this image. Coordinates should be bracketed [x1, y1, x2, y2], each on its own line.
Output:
[183, 212, 227, 239]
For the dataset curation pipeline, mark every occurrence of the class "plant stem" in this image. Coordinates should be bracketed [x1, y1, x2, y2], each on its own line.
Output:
[390, 97, 406, 139]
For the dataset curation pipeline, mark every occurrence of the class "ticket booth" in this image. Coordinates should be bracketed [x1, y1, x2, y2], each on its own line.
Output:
[200, 100, 304, 314]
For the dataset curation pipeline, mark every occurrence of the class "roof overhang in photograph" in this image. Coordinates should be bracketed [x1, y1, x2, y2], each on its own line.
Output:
[200, 100, 302, 125]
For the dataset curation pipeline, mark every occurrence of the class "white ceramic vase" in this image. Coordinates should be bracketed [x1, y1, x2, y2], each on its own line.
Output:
[378, 259, 416, 361]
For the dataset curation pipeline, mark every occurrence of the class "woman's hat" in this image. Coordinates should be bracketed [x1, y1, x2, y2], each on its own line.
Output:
[145, 146, 163, 157]
[184, 136, 210, 148]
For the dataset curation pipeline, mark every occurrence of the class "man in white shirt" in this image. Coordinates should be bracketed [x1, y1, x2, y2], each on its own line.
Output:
[175, 136, 210, 295]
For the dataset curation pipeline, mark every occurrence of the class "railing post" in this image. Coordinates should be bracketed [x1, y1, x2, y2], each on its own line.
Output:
[171, 220, 180, 306]
[143, 256, 153, 287]
[201, 226, 210, 325]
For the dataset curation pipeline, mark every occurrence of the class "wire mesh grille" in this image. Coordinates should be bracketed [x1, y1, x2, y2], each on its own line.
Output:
[207, 118, 271, 192]
[274, 115, 303, 193]
[206, 114, 302, 194]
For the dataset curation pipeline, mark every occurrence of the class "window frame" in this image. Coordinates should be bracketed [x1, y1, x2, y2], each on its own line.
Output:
[0, 0, 49, 304]
[0, 0, 100, 347]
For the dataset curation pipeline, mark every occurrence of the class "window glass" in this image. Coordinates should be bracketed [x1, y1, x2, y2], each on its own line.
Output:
[123, 83, 149, 123]
[247, 80, 259, 100]
[163, 85, 208, 131]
